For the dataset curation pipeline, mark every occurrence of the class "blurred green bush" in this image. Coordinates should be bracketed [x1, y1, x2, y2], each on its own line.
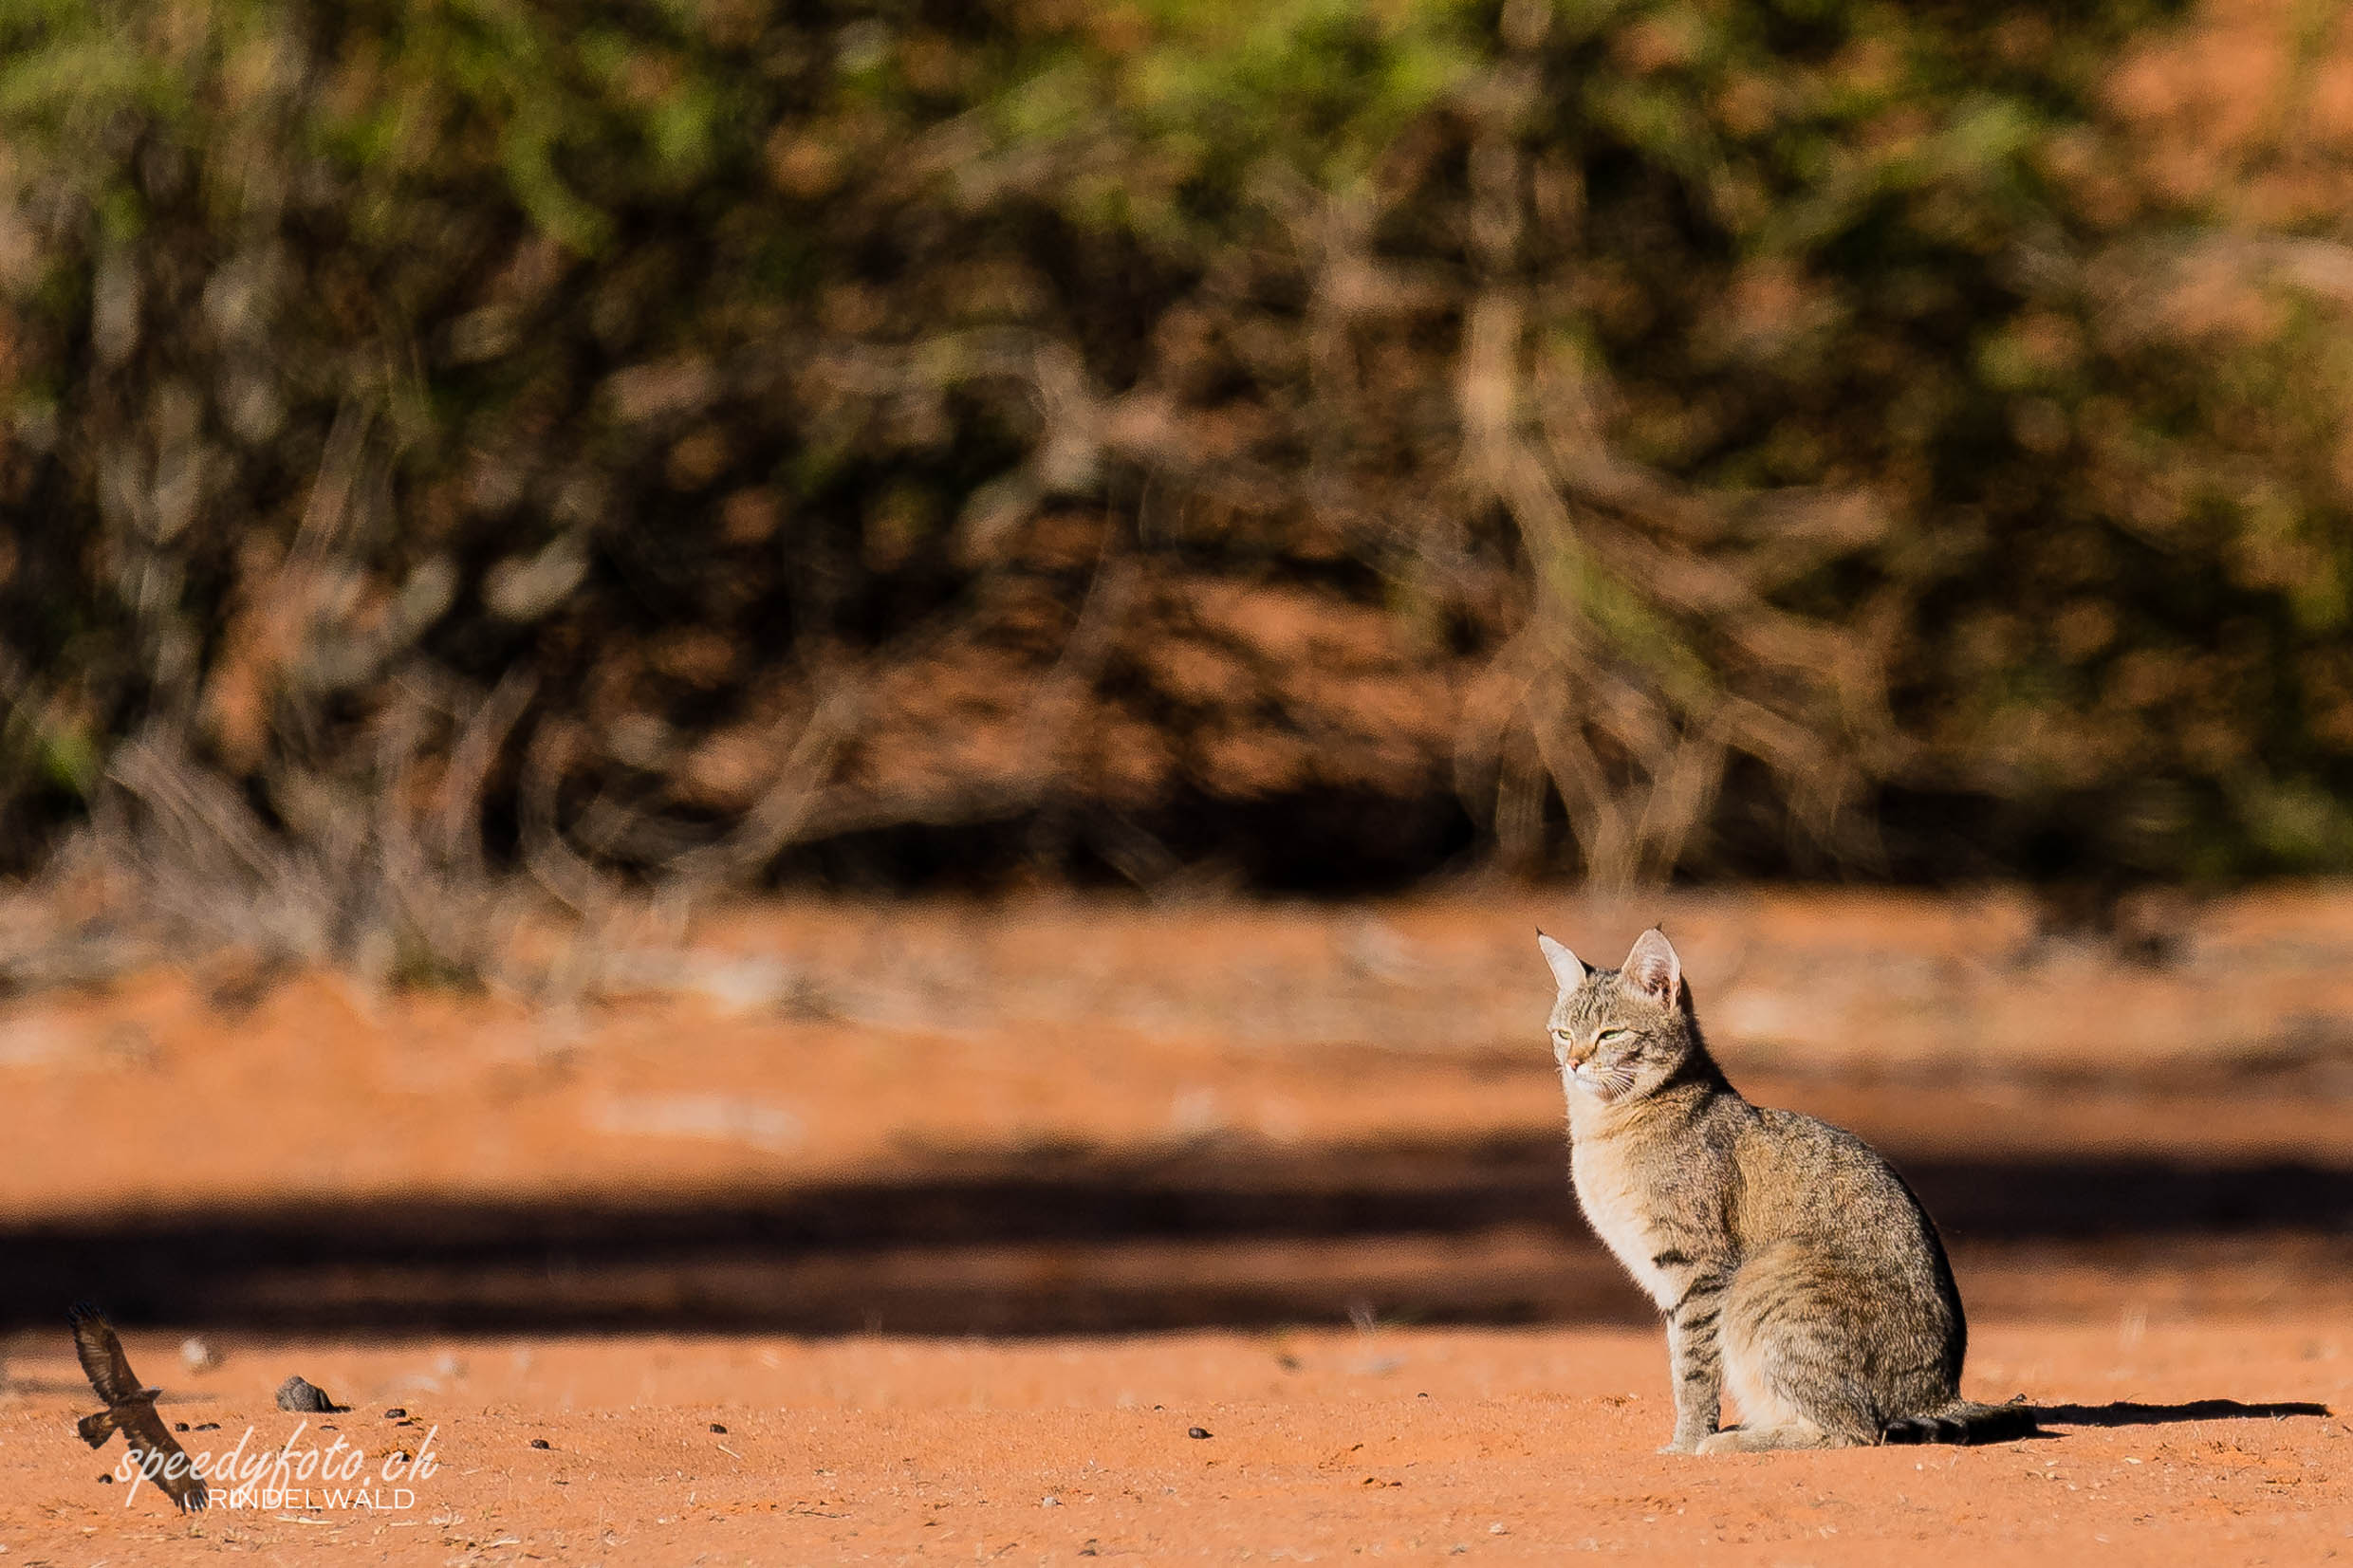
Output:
[4, 0, 2352, 916]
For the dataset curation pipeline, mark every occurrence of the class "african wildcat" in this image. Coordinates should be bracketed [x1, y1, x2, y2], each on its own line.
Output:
[1540, 927, 2031, 1452]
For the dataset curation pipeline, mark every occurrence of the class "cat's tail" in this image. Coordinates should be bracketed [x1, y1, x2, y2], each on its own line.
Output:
[1881, 1396, 2040, 1447]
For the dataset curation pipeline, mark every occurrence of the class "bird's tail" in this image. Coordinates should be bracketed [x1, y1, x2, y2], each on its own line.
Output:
[76, 1409, 120, 1448]
[1882, 1397, 2040, 1447]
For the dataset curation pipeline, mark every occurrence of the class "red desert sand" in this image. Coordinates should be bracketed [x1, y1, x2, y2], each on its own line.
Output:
[0, 889, 2344, 1562]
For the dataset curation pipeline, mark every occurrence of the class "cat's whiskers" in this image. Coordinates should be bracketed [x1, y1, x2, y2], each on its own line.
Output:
[1570, 1062, 1638, 1100]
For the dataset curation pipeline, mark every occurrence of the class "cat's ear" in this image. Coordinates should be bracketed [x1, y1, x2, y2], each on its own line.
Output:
[1535, 931, 1586, 989]
[1621, 928, 1682, 1007]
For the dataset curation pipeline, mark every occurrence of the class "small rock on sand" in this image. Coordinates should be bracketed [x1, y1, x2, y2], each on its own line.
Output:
[275, 1375, 346, 1413]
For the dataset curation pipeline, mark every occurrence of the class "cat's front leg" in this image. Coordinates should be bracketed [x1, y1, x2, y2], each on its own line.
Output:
[1658, 1275, 1728, 1453]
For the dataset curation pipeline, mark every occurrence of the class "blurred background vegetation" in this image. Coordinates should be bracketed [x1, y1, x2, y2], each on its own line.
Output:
[6, 0, 2353, 968]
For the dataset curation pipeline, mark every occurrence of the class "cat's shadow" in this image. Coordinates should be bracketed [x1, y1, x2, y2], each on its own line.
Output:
[2028, 1397, 2333, 1432]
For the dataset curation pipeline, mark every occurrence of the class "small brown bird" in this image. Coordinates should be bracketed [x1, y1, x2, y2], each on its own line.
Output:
[70, 1304, 208, 1511]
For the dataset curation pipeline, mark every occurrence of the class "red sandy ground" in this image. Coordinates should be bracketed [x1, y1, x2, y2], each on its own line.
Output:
[0, 1322, 2344, 1564]
[0, 888, 2346, 1562]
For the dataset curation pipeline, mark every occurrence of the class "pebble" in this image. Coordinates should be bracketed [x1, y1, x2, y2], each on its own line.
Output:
[275, 1375, 345, 1413]
[1188, 1427, 1211, 1440]
[1042, 1496, 1061, 1506]
[173, 1422, 189, 1432]
[530, 1438, 551, 1449]
[710, 1423, 727, 1433]
[384, 1408, 408, 1420]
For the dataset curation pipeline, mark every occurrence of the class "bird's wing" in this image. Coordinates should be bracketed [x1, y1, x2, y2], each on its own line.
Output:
[121, 1404, 207, 1511]
[68, 1304, 145, 1407]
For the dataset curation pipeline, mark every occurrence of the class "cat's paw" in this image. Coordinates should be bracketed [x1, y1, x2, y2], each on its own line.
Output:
[1656, 1432, 1709, 1455]
[1694, 1430, 1741, 1456]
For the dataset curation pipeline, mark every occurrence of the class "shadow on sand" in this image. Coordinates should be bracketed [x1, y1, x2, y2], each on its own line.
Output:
[0, 1135, 2344, 1334]
[2033, 1398, 2334, 1430]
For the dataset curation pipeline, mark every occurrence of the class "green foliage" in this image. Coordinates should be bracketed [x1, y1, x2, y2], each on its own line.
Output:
[0, 0, 2348, 894]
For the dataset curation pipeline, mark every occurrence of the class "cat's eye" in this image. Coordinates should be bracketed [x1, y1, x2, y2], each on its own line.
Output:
[1550, 1027, 1572, 1041]
[1595, 1026, 1628, 1043]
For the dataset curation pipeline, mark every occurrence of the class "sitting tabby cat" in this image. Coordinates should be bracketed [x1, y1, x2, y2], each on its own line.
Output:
[1540, 926, 2033, 1452]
